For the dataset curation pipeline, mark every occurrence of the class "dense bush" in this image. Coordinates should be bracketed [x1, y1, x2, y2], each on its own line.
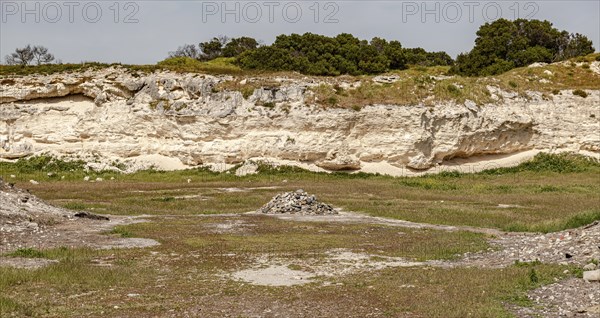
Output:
[13, 155, 86, 173]
[451, 19, 595, 76]
[237, 33, 452, 76]
[403, 48, 454, 67]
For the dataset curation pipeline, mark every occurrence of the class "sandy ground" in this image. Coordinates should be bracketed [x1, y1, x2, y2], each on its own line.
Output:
[225, 149, 581, 177]
[249, 209, 506, 236]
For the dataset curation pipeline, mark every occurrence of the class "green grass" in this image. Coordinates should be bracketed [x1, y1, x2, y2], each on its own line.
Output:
[156, 56, 242, 74]
[0, 247, 153, 317]
[0, 217, 574, 317]
[1, 153, 599, 233]
[2, 152, 598, 316]
[6, 248, 45, 258]
[307, 53, 600, 108]
[109, 226, 134, 238]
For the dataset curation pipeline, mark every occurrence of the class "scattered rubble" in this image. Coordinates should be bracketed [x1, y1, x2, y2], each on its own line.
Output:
[461, 221, 600, 268]
[259, 189, 337, 215]
[511, 278, 600, 318]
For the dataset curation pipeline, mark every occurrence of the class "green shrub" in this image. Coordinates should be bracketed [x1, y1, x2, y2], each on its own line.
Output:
[482, 152, 600, 174]
[7, 248, 45, 258]
[261, 102, 275, 108]
[508, 81, 518, 88]
[451, 19, 594, 76]
[326, 96, 339, 107]
[447, 84, 461, 95]
[14, 155, 86, 173]
[109, 227, 134, 238]
[572, 89, 588, 98]
[529, 268, 539, 283]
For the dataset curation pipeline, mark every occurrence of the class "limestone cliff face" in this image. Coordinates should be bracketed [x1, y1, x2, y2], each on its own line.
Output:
[0, 67, 598, 172]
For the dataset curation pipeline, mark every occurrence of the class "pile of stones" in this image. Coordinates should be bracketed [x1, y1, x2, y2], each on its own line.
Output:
[259, 189, 337, 215]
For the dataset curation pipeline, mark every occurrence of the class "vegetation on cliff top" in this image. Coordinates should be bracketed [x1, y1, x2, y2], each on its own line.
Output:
[451, 19, 595, 76]
[3, 19, 592, 78]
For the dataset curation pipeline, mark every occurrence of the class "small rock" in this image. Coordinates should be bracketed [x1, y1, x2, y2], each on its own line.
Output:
[373, 75, 400, 84]
[583, 263, 598, 271]
[95, 178, 103, 182]
[29, 180, 39, 185]
[84, 176, 90, 181]
[583, 269, 600, 282]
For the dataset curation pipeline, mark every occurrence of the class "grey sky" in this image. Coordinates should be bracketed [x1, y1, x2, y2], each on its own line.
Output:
[1, 1, 599, 64]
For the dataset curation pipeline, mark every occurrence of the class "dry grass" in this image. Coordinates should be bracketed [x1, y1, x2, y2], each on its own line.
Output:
[0, 215, 571, 317]
[2, 159, 598, 233]
[2, 154, 598, 316]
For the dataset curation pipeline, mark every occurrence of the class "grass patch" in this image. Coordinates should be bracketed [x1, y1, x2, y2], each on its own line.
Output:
[109, 226, 134, 238]
[62, 202, 89, 210]
[1, 153, 598, 233]
[156, 56, 242, 74]
[6, 248, 45, 258]
[481, 152, 600, 174]
[10, 155, 86, 174]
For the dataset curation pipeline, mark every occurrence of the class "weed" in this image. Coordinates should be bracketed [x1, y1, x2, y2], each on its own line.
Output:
[572, 89, 588, 98]
[261, 102, 275, 108]
[62, 202, 88, 210]
[447, 84, 461, 95]
[12, 155, 86, 173]
[151, 196, 176, 202]
[514, 260, 542, 267]
[529, 268, 539, 283]
[326, 96, 338, 107]
[109, 226, 134, 238]
[6, 248, 45, 258]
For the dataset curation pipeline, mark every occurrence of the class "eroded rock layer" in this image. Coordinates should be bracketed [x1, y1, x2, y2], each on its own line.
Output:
[1, 67, 598, 172]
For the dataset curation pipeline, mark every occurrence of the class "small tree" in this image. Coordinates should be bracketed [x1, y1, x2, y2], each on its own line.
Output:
[222, 37, 259, 57]
[168, 44, 201, 59]
[5, 45, 55, 66]
[32, 46, 55, 65]
[5, 45, 35, 66]
[199, 36, 228, 60]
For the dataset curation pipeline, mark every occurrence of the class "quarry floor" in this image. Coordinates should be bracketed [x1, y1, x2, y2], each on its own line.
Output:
[1, 166, 599, 317]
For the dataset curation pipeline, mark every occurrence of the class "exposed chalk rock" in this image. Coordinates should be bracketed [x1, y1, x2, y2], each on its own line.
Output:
[583, 269, 600, 282]
[0, 65, 599, 174]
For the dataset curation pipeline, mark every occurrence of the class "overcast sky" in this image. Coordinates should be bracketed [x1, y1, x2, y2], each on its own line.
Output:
[1, 1, 599, 64]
